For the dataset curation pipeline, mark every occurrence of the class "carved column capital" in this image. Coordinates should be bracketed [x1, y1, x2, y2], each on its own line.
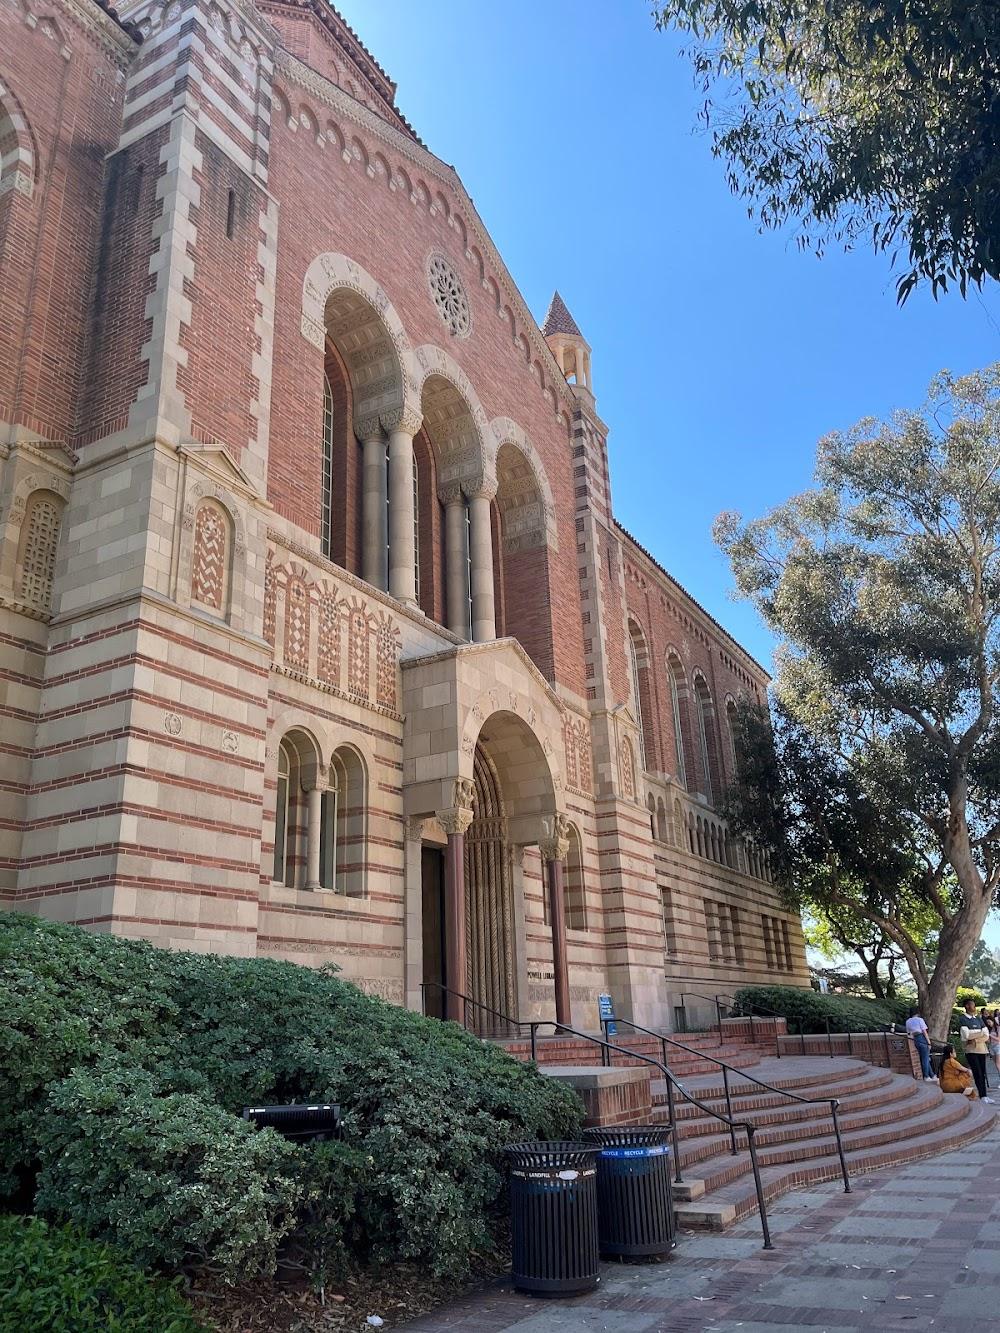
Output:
[463, 476, 497, 501]
[438, 483, 465, 506]
[354, 413, 383, 444]
[405, 817, 426, 842]
[381, 405, 423, 437]
[539, 811, 570, 862]
[437, 777, 476, 837]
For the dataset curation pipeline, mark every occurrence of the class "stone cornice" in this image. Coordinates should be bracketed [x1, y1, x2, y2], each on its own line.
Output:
[61, 0, 141, 62]
[274, 47, 577, 416]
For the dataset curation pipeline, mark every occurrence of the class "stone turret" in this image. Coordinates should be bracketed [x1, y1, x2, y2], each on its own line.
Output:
[542, 291, 593, 401]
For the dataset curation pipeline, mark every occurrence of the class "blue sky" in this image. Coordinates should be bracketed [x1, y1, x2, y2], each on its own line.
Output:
[336, 1, 1000, 949]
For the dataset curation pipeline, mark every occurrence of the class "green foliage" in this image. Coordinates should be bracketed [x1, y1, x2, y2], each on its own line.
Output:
[732, 985, 904, 1034]
[0, 1215, 201, 1332]
[716, 366, 1000, 1039]
[650, 0, 1000, 301]
[0, 915, 582, 1284]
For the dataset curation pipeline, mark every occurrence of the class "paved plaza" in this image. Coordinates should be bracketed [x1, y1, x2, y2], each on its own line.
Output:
[401, 1122, 1000, 1332]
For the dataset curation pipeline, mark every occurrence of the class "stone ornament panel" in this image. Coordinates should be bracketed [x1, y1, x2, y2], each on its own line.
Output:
[190, 501, 228, 611]
[175, 469, 251, 633]
[266, 551, 403, 719]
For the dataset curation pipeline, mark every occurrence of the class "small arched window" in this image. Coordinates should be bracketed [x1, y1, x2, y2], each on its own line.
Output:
[694, 675, 720, 805]
[627, 620, 652, 771]
[273, 742, 293, 885]
[17, 491, 63, 612]
[726, 698, 740, 777]
[322, 746, 367, 896]
[321, 373, 334, 558]
[667, 653, 688, 790]
[564, 823, 587, 931]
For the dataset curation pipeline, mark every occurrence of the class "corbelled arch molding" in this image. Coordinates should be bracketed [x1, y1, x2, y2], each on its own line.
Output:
[407, 343, 491, 493]
[0, 78, 38, 201]
[300, 252, 419, 423]
[490, 416, 558, 553]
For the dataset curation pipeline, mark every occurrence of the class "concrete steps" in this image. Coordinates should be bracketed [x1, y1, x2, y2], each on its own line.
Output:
[661, 1057, 998, 1230]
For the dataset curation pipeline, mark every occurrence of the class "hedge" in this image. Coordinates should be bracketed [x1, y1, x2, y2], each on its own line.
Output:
[0, 914, 582, 1283]
[730, 985, 914, 1034]
[0, 1215, 201, 1332]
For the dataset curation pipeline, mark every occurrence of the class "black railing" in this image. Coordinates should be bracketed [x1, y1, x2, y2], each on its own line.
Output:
[421, 982, 779, 1248]
[681, 989, 785, 1056]
[604, 1015, 851, 1198]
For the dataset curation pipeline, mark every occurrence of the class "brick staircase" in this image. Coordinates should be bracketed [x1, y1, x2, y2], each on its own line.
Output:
[499, 1032, 998, 1231]
[659, 1056, 997, 1229]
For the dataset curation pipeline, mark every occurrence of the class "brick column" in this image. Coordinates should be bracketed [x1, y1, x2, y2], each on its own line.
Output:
[437, 778, 476, 1024]
[540, 813, 571, 1028]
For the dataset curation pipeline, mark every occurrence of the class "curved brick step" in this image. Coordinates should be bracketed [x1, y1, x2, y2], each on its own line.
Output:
[674, 1096, 997, 1231]
[669, 1072, 920, 1140]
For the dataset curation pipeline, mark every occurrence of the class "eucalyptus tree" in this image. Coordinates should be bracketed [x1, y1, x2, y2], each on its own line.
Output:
[649, 0, 1000, 301]
[717, 366, 1000, 1037]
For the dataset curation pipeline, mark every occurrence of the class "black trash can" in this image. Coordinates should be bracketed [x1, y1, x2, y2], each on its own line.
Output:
[583, 1124, 675, 1260]
[505, 1141, 602, 1296]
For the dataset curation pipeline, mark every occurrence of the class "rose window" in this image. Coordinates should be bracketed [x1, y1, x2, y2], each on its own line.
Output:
[427, 253, 471, 338]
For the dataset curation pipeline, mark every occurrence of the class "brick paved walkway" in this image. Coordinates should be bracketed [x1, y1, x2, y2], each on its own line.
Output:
[400, 1120, 1000, 1333]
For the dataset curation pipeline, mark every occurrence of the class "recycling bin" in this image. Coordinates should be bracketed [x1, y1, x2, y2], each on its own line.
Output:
[505, 1141, 602, 1295]
[583, 1124, 675, 1260]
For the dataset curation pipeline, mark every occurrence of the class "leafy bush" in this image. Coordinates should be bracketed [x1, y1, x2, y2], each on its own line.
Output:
[0, 915, 582, 1282]
[731, 985, 900, 1034]
[0, 1215, 201, 1332]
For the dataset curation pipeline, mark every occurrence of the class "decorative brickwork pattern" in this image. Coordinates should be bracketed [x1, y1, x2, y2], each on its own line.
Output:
[263, 555, 276, 645]
[284, 576, 310, 671]
[563, 716, 578, 792]
[191, 502, 227, 611]
[375, 613, 400, 710]
[346, 599, 371, 699]
[19, 496, 61, 610]
[317, 591, 341, 686]
[620, 735, 636, 801]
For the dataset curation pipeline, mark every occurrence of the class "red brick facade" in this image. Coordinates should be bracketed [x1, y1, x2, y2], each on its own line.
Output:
[0, 0, 808, 1029]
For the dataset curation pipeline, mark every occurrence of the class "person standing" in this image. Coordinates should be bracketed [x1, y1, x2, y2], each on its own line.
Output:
[905, 1005, 936, 1081]
[960, 998, 994, 1103]
[987, 1009, 1000, 1088]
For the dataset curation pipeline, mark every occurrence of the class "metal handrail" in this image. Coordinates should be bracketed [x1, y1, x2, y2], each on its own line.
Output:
[423, 983, 778, 1249]
[420, 981, 520, 1036]
[604, 1015, 851, 1196]
[681, 989, 786, 1056]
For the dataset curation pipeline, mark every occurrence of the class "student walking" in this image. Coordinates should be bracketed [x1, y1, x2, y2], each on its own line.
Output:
[905, 1005, 936, 1081]
[960, 998, 994, 1103]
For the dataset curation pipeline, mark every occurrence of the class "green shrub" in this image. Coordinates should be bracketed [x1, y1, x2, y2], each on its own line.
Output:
[0, 914, 582, 1282]
[0, 1215, 201, 1332]
[731, 985, 899, 1033]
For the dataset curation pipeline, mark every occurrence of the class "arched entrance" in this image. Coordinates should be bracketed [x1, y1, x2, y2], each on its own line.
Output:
[465, 743, 516, 1025]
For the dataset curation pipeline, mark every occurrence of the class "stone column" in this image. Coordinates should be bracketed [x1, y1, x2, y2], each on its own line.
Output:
[304, 781, 324, 891]
[442, 486, 470, 639]
[466, 481, 497, 642]
[540, 813, 571, 1028]
[358, 414, 387, 591]
[384, 406, 422, 606]
[436, 777, 476, 1024]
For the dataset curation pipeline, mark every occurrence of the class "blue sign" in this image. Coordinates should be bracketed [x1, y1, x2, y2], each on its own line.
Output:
[598, 992, 617, 1036]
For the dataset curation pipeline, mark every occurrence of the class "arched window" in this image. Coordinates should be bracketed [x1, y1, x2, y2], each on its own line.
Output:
[694, 675, 720, 805]
[726, 697, 740, 779]
[273, 743, 292, 884]
[667, 653, 688, 790]
[17, 492, 63, 611]
[647, 792, 657, 839]
[321, 372, 334, 558]
[322, 746, 367, 896]
[564, 824, 587, 931]
[628, 620, 652, 771]
[190, 500, 231, 616]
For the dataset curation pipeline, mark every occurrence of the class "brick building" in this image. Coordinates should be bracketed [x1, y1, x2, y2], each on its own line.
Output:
[0, 0, 808, 1031]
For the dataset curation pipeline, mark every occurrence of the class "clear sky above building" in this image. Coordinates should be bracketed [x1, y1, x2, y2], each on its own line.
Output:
[337, 0, 1000, 676]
